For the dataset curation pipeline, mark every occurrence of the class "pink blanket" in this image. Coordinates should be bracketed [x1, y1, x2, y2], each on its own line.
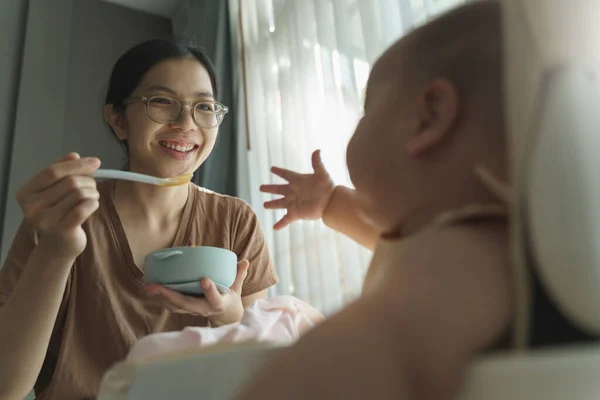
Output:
[127, 296, 324, 361]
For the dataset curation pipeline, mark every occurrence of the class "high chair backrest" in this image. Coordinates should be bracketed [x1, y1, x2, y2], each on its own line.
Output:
[504, 0, 600, 338]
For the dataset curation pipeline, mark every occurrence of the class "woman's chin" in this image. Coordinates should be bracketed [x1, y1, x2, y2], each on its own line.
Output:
[130, 156, 202, 179]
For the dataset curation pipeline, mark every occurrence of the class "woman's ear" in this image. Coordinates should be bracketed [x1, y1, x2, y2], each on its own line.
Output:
[104, 104, 128, 140]
[405, 78, 460, 156]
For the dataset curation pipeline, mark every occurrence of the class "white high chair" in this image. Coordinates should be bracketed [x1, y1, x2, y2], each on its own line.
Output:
[460, 0, 600, 398]
[97, 342, 284, 399]
[98, 0, 600, 398]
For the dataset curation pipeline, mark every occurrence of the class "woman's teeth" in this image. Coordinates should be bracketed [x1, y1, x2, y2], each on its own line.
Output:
[160, 142, 196, 153]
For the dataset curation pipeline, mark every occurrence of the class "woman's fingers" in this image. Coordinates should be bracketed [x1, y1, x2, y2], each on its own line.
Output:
[16, 154, 101, 236]
[144, 260, 252, 318]
[55, 152, 81, 163]
[202, 279, 225, 313]
[56, 198, 100, 231]
[28, 175, 98, 213]
[26, 182, 99, 232]
[19, 156, 100, 196]
[143, 284, 215, 316]
[230, 260, 250, 294]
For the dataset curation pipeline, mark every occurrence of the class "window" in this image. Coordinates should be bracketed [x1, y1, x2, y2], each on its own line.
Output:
[234, 0, 465, 314]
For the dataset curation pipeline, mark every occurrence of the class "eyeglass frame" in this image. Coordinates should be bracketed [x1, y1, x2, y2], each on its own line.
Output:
[122, 95, 229, 128]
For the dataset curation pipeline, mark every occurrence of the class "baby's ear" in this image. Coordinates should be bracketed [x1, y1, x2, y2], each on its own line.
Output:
[104, 104, 128, 141]
[405, 78, 460, 156]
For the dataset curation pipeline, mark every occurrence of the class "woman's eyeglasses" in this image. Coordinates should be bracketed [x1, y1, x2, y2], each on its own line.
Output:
[123, 96, 229, 128]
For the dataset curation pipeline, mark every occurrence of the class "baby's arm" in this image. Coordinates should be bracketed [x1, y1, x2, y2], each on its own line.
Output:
[234, 221, 512, 400]
[322, 186, 378, 250]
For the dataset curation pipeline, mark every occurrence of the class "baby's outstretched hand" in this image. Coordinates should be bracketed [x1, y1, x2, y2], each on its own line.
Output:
[260, 150, 335, 230]
[143, 260, 249, 326]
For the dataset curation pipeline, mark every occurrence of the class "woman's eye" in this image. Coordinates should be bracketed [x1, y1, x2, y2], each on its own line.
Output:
[150, 97, 173, 105]
[197, 103, 214, 112]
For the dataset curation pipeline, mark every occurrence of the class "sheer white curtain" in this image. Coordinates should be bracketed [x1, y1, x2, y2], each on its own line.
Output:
[230, 0, 464, 315]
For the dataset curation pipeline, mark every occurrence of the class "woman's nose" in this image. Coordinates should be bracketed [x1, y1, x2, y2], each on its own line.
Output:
[171, 105, 197, 131]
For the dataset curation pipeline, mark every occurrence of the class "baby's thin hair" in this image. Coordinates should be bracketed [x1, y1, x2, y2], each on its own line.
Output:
[405, 0, 503, 114]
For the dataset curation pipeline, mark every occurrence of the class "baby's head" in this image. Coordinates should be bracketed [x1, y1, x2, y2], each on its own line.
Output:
[347, 0, 505, 238]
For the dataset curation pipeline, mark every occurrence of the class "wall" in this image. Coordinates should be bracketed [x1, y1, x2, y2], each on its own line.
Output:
[0, 0, 171, 262]
[0, 0, 28, 264]
[171, 0, 238, 196]
[63, 0, 171, 166]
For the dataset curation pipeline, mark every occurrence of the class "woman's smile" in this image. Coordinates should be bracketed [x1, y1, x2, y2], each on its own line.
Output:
[158, 140, 200, 160]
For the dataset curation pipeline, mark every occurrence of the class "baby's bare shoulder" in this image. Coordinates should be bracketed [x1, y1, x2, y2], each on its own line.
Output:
[401, 218, 509, 276]
[381, 219, 512, 354]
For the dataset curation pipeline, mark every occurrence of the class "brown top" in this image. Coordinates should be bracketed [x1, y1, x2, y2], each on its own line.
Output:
[0, 180, 279, 400]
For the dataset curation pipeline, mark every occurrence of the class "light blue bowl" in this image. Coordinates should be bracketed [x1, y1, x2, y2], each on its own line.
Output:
[144, 246, 237, 294]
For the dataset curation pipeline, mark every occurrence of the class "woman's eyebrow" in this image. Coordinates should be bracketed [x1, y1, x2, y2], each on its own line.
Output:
[147, 85, 213, 98]
[147, 84, 176, 94]
[195, 91, 214, 98]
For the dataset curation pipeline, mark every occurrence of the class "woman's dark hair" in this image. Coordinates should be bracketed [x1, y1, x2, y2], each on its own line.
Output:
[104, 39, 219, 159]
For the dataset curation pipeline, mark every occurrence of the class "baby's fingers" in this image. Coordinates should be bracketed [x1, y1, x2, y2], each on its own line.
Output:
[264, 198, 289, 210]
[273, 214, 294, 231]
[260, 184, 290, 196]
[271, 166, 301, 182]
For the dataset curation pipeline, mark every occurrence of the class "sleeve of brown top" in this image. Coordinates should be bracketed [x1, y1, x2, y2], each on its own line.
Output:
[322, 186, 378, 251]
[230, 199, 279, 296]
[0, 219, 39, 307]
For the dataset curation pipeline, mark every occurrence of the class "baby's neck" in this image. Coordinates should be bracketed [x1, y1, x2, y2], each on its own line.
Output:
[388, 176, 505, 239]
[381, 207, 446, 240]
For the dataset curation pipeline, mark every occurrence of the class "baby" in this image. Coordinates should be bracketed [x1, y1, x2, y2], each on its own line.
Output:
[237, 1, 512, 399]
[126, 295, 324, 362]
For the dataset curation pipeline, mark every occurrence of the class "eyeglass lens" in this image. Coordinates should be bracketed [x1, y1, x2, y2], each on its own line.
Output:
[147, 96, 225, 127]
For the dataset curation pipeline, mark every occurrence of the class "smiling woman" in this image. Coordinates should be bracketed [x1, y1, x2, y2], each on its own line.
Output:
[0, 39, 278, 400]
[104, 41, 220, 175]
